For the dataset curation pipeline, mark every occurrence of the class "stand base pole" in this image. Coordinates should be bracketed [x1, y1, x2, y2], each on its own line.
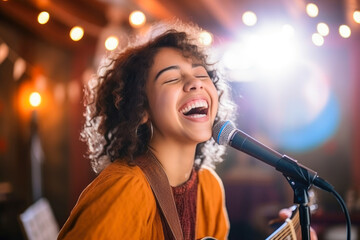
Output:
[299, 204, 311, 240]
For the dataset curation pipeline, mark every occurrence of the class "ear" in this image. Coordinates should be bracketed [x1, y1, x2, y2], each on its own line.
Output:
[140, 111, 149, 124]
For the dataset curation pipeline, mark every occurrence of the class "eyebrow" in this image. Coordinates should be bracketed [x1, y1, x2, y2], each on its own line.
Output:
[154, 64, 205, 81]
[154, 65, 179, 81]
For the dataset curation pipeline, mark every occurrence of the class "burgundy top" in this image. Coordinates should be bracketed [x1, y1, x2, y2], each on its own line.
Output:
[172, 168, 198, 240]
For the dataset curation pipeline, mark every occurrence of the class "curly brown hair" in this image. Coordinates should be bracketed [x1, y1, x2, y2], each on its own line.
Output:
[82, 21, 235, 173]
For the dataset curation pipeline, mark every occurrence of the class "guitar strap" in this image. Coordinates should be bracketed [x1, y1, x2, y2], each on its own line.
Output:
[135, 151, 184, 240]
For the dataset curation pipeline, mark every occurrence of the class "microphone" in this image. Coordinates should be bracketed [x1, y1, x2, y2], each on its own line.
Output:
[212, 120, 333, 192]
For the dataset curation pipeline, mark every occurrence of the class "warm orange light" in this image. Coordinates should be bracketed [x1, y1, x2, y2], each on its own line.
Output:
[70, 26, 84, 41]
[37, 11, 50, 24]
[17, 81, 50, 122]
[199, 31, 213, 46]
[129, 11, 146, 28]
[18, 82, 36, 119]
[104, 36, 119, 51]
[29, 92, 42, 107]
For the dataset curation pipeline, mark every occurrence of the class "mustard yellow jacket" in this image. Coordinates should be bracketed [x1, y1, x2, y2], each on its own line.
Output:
[58, 160, 229, 240]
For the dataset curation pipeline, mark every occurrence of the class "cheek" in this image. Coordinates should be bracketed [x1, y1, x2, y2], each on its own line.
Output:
[209, 85, 219, 113]
[149, 92, 179, 130]
[151, 90, 178, 115]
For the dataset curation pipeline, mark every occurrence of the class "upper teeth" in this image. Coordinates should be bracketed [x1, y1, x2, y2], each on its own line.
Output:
[180, 100, 208, 114]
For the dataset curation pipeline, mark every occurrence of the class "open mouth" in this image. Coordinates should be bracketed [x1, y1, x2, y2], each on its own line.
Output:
[179, 99, 209, 118]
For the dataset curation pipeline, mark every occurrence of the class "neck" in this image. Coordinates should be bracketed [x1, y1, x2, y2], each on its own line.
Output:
[149, 138, 197, 187]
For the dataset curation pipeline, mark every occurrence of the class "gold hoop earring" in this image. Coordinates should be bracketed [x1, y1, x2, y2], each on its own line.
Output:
[149, 121, 153, 140]
[135, 125, 139, 136]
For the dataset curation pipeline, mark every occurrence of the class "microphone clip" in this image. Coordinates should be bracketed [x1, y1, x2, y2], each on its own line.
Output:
[275, 155, 318, 189]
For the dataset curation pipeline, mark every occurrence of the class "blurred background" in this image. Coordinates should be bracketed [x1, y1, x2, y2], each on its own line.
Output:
[0, 0, 360, 239]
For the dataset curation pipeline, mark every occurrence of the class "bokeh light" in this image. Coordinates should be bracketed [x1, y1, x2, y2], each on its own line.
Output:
[242, 11, 257, 26]
[29, 92, 42, 107]
[199, 31, 213, 46]
[104, 36, 119, 51]
[317, 22, 329, 36]
[281, 24, 295, 40]
[129, 11, 146, 28]
[306, 3, 319, 18]
[339, 25, 351, 38]
[353, 10, 360, 24]
[312, 33, 324, 46]
[69, 26, 84, 41]
[37, 11, 50, 25]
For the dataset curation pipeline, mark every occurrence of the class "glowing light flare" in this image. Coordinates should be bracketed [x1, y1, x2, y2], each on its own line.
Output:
[199, 31, 213, 46]
[354, 10, 360, 23]
[312, 33, 324, 46]
[129, 11, 146, 28]
[281, 24, 295, 40]
[302, 73, 330, 119]
[274, 94, 340, 153]
[222, 26, 301, 75]
[70, 26, 84, 41]
[306, 3, 319, 17]
[104, 36, 119, 51]
[246, 60, 337, 152]
[222, 43, 256, 70]
[29, 92, 42, 107]
[17, 82, 47, 118]
[254, 33, 299, 72]
[37, 11, 50, 24]
[339, 25, 351, 38]
[317, 22, 329, 36]
[242, 11, 257, 26]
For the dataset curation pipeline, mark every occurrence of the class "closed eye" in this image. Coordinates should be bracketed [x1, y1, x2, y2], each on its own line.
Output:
[163, 78, 179, 84]
[195, 75, 209, 79]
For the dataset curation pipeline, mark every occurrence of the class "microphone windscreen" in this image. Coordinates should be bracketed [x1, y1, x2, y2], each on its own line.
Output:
[212, 120, 236, 145]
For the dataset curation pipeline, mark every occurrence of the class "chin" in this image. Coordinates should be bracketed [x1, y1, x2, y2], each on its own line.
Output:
[194, 132, 212, 143]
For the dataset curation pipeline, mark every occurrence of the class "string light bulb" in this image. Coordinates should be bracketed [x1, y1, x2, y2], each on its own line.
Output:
[317, 22, 329, 36]
[353, 10, 360, 24]
[70, 26, 84, 41]
[37, 11, 50, 24]
[29, 92, 42, 107]
[199, 31, 213, 46]
[339, 25, 351, 38]
[306, 3, 319, 18]
[312, 33, 324, 46]
[104, 36, 119, 51]
[129, 11, 146, 28]
[242, 11, 257, 26]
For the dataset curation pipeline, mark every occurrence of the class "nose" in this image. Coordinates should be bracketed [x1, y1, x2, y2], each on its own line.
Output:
[183, 76, 203, 92]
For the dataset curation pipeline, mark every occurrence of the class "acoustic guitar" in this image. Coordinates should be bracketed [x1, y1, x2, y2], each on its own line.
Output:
[200, 206, 300, 240]
[266, 206, 301, 240]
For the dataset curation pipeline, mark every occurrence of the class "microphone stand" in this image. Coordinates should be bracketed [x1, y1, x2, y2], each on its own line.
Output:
[283, 173, 311, 240]
[212, 120, 351, 239]
[276, 155, 316, 240]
